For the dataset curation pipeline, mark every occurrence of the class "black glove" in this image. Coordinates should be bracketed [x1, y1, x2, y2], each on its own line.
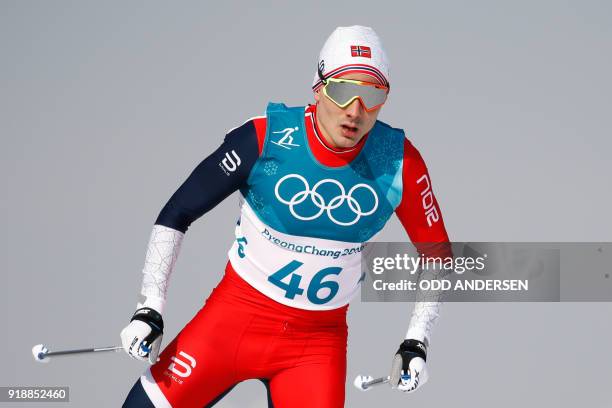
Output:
[389, 339, 428, 392]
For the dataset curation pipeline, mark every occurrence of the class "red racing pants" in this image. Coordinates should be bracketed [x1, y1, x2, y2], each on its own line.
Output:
[138, 261, 348, 407]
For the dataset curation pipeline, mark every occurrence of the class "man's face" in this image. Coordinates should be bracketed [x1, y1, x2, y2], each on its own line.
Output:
[314, 73, 386, 149]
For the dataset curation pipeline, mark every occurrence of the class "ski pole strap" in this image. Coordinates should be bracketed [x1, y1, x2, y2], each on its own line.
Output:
[397, 339, 427, 364]
[130, 307, 164, 333]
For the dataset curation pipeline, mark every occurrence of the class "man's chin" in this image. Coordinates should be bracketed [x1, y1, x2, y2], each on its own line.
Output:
[334, 137, 358, 149]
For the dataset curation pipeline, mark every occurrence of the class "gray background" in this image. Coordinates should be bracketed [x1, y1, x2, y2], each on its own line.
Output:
[1, 0, 611, 407]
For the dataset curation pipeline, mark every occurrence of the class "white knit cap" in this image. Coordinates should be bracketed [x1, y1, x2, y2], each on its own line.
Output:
[312, 26, 390, 91]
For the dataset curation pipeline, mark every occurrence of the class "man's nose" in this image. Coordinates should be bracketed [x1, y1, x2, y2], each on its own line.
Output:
[345, 98, 364, 118]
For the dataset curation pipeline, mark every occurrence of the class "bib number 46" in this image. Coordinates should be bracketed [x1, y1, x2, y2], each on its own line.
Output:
[268, 260, 342, 305]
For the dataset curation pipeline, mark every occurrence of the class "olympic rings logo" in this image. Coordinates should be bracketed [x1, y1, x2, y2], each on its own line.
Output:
[274, 174, 378, 226]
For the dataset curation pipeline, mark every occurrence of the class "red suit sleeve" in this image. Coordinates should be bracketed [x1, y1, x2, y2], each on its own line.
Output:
[395, 138, 451, 258]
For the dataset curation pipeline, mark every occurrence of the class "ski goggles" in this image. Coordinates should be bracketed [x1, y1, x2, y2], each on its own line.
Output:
[321, 77, 389, 112]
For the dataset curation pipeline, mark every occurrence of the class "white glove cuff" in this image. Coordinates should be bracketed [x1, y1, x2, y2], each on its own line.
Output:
[138, 296, 166, 315]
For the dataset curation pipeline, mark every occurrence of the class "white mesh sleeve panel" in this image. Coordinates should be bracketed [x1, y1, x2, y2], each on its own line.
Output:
[405, 265, 447, 346]
[405, 301, 441, 347]
[140, 225, 185, 313]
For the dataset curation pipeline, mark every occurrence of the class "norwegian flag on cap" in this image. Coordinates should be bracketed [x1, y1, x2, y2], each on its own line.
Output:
[312, 26, 390, 91]
[350, 45, 371, 58]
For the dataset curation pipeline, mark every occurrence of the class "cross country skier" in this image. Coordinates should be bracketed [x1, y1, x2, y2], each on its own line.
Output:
[121, 25, 450, 407]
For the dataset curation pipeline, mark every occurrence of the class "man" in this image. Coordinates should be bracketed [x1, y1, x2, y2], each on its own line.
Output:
[121, 26, 449, 407]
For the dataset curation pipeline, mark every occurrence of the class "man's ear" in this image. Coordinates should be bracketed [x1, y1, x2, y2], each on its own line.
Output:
[313, 89, 321, 103]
